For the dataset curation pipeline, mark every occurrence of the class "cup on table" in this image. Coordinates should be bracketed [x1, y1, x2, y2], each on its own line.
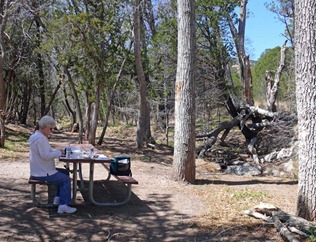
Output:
[72, 150, 82, 159]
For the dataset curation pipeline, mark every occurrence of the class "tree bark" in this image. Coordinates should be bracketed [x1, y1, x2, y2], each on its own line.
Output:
[43, 78, 62, 116]
[63, 85, 76, 125]
[35, 17, 46, 117]
[173, 0, 196, 183]
[144, 0, 156, 36]
[89, 83, 100, 146]
[225, 0, 254, 106]
[242, 55, 254, 106]
[0, 1, 9, 147]
[84, 91, 92, 141]
[63, 65, 84, 143]
[266, 40, 287, 112]
[295, 0, 316, 220]
[19, 79, 32, 124]
[134, 0, 152, 149]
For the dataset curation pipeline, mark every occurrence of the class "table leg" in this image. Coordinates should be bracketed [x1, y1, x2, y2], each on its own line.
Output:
[72, 162, 78, 204]
[89, 162, 95, 204]
[88, 162, 132, 206]
[78, 163, 84, 188]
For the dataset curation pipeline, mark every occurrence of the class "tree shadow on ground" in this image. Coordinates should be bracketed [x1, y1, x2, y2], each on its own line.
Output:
[195, 178, 298, 186]
[0, 178, 208, 241]
[0, 178, 292, 241]
[9, 129, 299, 241]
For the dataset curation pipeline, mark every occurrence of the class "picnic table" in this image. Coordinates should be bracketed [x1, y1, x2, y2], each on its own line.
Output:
[53, 143, 138, 206]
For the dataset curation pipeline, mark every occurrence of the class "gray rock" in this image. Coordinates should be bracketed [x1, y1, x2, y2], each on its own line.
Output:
[225, 163, 262, 176]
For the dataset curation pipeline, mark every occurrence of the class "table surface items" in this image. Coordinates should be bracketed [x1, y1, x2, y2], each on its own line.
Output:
[58, 143, 111, 163]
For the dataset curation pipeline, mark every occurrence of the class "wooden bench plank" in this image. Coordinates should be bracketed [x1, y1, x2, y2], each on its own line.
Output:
[102, 163, 138, 185]
[114, 175, 138, 184]
[28, 179, 49, 185]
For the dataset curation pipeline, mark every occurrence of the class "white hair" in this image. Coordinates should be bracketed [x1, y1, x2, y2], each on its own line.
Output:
[38, 116, 56, 130]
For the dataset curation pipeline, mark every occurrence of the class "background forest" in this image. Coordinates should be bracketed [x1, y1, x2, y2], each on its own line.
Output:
[0, 0, 294, 164]
[5, 0, 316, 241]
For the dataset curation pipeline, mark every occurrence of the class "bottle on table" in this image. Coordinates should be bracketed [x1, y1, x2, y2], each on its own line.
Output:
[66, 144, 72, 158]
[89, 147, 94, 158]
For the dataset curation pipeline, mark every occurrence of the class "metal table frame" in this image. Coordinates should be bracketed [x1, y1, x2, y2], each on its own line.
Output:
[59, 148, 133, 206]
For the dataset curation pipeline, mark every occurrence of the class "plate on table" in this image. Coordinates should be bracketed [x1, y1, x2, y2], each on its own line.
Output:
[95, 154, 109, 160]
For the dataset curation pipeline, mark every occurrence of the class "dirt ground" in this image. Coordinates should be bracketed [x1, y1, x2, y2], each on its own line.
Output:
[0, 125, 301, 241]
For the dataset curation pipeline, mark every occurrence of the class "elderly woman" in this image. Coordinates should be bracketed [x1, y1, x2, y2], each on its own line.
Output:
[29, 115, 76, 214]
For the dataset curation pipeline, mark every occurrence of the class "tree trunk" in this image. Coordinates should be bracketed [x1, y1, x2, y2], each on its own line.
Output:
[63, 86, 76, 125]
[43, 78, 62, 116]
[5, 70, 18, 121]
[89, 83, 100, 146]
[266, 40, 287, 112]
[225, 0, 254, 106]
[145, 0, 156, 36]
[85, 92, 92, 141]
[0, 1, 9, 147]
[134, 0, 152, 149]
[173, 0, 196, 183]
[242, 55, 254, 106]
[63, 65, 84, 143]
[295, 0, 316, 221]
[0, 57, 4, 146]
[19, 80, 31, 124]
[35, 19, 46, 117]
[0, 63, 5, 146]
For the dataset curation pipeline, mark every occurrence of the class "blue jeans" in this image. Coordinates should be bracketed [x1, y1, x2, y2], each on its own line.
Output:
[31, 168, 72, 205]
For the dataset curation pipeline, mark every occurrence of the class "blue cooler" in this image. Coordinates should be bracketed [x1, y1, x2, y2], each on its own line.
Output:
[110, 156, 132, 176]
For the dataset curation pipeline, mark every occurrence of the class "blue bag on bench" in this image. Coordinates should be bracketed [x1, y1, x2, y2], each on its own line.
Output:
[110, 156, 132, 176]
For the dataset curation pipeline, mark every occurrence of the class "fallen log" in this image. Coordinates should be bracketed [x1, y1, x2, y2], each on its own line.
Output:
[244, 209, 272, 222]
[244, 203, 315, 242]
[196, 111, 246, 158]
[288, 226, 309, 238]
[255, 203, 315, 232]
[272, 214, 300, 242]
[272, 210, 315, 234]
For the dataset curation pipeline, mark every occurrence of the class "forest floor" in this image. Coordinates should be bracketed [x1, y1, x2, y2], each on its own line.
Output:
[0, 123, 305, 241]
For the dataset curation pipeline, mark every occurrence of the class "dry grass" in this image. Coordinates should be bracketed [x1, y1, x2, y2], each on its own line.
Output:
[1, 124, 32, 159]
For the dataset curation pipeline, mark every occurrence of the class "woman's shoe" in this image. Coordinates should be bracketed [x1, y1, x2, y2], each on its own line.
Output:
[57, 204, 77, 214]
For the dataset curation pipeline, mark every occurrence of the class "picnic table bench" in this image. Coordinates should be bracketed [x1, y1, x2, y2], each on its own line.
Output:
[28, 178, 56, 207]
[98, 162, 138, 205]
[101, 162, 138, 184]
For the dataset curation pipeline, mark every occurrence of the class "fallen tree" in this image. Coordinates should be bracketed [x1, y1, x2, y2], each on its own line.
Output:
[196, 41, 292, 165]
[197, 102, 297, 167]
[244, 202, 316, 242]
[196, 97, 284, 160]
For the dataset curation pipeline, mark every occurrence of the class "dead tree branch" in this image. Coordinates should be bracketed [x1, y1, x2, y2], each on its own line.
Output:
[266, 40, 288, 112]
[196, 101, 280, 160]
[244, 203, 315, 242]
[196, 111, 246, 158]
